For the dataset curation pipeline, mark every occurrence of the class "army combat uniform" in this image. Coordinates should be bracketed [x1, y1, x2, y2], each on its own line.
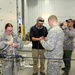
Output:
[40, 25, 64, 75]
[0, 32, 23, 75]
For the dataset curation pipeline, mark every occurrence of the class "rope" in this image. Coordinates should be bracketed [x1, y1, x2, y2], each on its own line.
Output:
[0, 54, 75, 61]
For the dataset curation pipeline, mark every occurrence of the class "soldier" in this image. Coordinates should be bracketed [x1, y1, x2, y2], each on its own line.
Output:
[40, 15, 64, 75]
[0, 23, 23, 75]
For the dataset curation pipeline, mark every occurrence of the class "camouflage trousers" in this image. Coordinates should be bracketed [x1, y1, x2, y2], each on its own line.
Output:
[1, 58, 19, 75]
[47, 60, 62, 75]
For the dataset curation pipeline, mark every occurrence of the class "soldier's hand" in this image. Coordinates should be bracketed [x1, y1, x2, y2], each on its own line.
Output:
[39, 37, 44, 40]
[44, 37, 47, 41]
[12, 43, 17, 47]
[7, 41, 13, 46]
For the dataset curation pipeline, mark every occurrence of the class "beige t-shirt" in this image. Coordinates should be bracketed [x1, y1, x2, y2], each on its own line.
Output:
[7, 35, 13, 42]
[6, 35, 14, 55]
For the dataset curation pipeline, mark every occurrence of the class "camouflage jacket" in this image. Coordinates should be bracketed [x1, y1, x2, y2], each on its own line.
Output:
[40, 25, 64, 61]
[0, 32, 24, 56]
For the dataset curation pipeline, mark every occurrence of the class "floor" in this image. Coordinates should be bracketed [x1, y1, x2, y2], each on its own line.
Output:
[18, 49, 75, 75]
[0, 49, 75, 75]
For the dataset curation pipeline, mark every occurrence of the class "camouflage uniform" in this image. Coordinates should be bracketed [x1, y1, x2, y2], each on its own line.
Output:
[40, 25, 64, 75]
[0, 32, 23, 75]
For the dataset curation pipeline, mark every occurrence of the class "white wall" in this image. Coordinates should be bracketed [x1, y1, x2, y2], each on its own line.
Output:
[0, 0, 17, 35]
[24, 0, 28, 33]
[26, 0, 75, 31]
[18, 0, 28, 34]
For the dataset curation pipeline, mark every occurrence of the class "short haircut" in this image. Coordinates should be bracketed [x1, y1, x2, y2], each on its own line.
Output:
[48, 15, 58, 22]
[5, 23, 13, 29]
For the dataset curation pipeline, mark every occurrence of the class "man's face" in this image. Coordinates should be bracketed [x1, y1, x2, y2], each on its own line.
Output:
[67, 21, 74, 28]
[37, 22, 43, 27]
[5, 27, 13, 35]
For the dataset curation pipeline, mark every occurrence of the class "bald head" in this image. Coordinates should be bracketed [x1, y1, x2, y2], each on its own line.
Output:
[48, 15, 58, 27]
[48, 15, 58, 22]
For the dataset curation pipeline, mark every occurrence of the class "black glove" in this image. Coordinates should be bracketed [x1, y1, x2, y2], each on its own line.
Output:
[0, 54, 6, 58]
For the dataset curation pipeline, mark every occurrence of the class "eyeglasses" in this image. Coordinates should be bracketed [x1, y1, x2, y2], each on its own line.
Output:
[6, 30, 13, 32]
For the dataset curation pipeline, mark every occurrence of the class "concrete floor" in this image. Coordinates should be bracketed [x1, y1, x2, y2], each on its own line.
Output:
[0, 49, 75, 75]
[18, 49, 75, 75]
